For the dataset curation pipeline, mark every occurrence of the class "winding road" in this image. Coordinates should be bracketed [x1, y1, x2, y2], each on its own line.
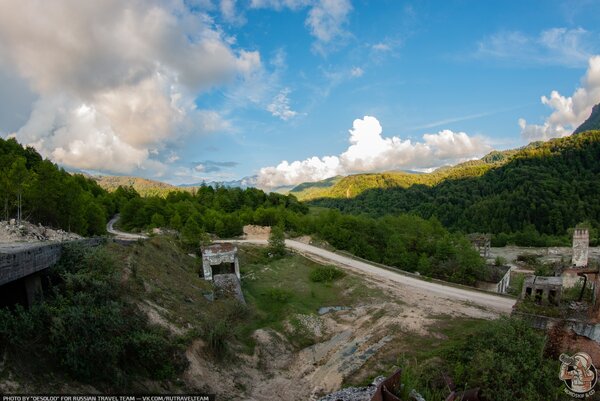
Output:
[107, 215, 148, 240]
[225, 239, 517, 314]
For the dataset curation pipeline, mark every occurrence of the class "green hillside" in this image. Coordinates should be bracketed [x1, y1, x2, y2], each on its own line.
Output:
[93, 175, 196, 197]
[290, 149, 520, 201]
[310, 131, 600, 245]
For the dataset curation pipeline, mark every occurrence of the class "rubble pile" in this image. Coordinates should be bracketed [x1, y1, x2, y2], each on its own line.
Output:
[318, 377, 385, 401]
[0, 219, 83, 243]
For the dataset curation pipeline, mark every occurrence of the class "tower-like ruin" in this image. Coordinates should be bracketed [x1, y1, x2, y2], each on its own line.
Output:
[572, 228, 590, 268]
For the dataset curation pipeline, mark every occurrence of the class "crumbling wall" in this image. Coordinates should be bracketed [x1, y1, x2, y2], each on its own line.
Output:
[213, 273, 246, 304]
[572, 229, 590, 267]
[201, 243, 240, 281]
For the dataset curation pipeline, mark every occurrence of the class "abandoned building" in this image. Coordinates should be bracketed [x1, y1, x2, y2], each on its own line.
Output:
[201, 243, 240, 281]
[522, 276, 563, 305]
[572, 228, 590, 267]
[468, 233, 491, 258]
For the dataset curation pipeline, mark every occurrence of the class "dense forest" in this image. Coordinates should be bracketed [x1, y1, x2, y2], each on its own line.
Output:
[310, 131, 600, 246]
[0, 138, 112, 236]
[118, 185, 308, 240]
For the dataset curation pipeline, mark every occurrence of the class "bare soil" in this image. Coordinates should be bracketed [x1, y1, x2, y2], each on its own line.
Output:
[182, 254, 499, 400]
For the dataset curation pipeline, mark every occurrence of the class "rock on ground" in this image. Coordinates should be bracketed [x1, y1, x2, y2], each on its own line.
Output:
[0, 220, 82, 243]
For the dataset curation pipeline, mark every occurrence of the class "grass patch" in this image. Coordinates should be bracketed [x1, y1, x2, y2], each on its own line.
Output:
[237, 245, 376, 350]
[108, 236, 212, 333]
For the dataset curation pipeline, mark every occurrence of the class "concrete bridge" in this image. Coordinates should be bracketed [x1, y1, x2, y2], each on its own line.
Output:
[0, 239, 102, 305]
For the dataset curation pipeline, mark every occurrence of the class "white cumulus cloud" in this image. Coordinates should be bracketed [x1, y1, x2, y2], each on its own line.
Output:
[257, 116, 491, 188]
[0, 0, 260, 175]
[519, 55, 600, 141]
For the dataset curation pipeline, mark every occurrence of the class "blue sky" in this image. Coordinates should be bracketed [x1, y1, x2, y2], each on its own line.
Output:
[1, 0, 600, 188]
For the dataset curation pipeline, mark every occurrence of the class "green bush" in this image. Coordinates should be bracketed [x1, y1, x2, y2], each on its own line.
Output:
[442, 317, 562, 401]
[0, 244, 185, 385]
[201, 299, 249, 358]
[309, 265, 345, 282]
[268, 224, 286, 257]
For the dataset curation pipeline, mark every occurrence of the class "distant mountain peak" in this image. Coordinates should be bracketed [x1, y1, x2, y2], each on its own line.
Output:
[573, 103, 600, 134]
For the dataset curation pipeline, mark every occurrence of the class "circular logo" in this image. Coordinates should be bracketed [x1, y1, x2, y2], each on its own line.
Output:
[560, 352, 597, 397]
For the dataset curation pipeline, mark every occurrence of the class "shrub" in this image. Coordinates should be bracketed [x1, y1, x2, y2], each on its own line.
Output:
[442, 317, 562, 401]
[309, 265, 345, 283]
[201, 299, 249, 358]
[263, 288, 293, 303]
[267, 223, 286, 257]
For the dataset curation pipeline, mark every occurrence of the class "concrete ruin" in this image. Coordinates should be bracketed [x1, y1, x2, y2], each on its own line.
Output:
[572, 228, 590, 267]
[0, 238, 103, 306]
[468, 233, 491, 258]
[213, 274, 246, 304]
[201, 243, 240, 281]
[522, 276, 563, 305]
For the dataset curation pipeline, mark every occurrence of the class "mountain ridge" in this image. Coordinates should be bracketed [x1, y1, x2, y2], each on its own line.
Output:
[573, 103, 600, 134]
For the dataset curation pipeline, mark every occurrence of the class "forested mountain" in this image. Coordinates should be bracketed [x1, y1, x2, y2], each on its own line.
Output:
[311, 131, 600, 245]
[0, 138, 112, 235]
[290, 149, 521, 201]
[93, 175, 194, 197]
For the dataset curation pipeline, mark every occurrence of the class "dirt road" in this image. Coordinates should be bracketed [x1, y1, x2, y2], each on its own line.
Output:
[227, 239, 516, 314]
[106, 215, 147, 240]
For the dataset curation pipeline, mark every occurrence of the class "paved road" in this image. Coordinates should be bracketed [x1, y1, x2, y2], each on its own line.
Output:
[107, 215, 148, 240]
[226, 239, 516, 314]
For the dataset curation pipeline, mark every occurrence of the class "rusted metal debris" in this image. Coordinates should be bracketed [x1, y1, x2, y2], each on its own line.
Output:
[369, 370, 481, 401]
[370, 369, 402, 401]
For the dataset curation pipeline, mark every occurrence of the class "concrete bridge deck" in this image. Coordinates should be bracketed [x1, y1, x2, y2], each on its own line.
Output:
[0, 242, 63, 287]
[0, 238, 103, 287]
